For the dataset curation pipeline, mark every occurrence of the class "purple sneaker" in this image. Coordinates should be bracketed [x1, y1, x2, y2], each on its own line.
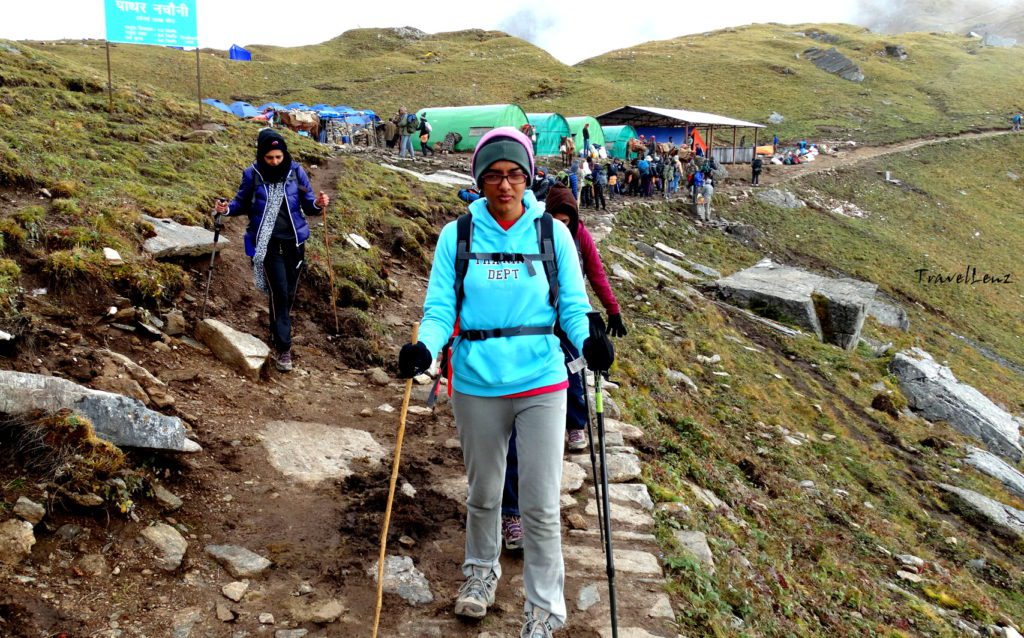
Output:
[567, 429, 587, 452]
[502, 515, 524, 551]
[275, 350, 293, 372]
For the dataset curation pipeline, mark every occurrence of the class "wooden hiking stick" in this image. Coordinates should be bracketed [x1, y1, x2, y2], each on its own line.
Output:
[321, 203, 340, 333]
[371, 322, 419, 638]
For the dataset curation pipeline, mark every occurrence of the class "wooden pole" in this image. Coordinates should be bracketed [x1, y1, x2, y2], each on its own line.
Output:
[195, 46, 202, 126]
[732, 127, 737, 164]
[753, 127, 759, 153]
[371, 322, 421, 638]
[708, 125, 715, 163]
[105, 41, 114, 114]
[322, 203, 340, 333]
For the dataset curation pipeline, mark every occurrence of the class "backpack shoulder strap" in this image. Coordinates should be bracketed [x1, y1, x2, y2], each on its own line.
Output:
[453, 214, 473, 316]
[537, 213, 559, 310]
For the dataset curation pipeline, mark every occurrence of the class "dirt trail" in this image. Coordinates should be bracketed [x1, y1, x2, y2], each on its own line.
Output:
[755, 128, 1014, 186]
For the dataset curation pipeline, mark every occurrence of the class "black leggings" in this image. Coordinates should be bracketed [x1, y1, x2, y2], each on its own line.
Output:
[263, 238, 305, 353]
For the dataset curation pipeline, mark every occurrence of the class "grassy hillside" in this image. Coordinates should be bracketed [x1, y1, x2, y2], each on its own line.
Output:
[600, 136, 1024, 632]
[0, 41, 456, 356]
[25, 23, 1024, 145]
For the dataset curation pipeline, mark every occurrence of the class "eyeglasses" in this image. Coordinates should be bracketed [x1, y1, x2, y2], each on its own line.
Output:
[481, 172, 528, 186]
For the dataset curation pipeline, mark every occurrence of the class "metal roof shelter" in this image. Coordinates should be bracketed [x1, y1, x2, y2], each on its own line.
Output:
[596, 105, 765, 163]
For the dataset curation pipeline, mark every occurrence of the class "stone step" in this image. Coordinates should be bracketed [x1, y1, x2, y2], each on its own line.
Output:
[568, 452, 641, 483]
[584, 500, 654, 530]
[563, 545, 663, 577]
[567, 529, 658, 545]
[587, 483, 654, 510]
[603, 418, 644, 440]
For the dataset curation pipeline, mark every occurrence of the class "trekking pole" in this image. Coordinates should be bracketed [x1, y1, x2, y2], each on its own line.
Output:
[588, 311, 619, 638]
[580, 368, 607, 554]
[320, 201, 340, 333]
[371, 322, 419, 638]
[200, 204, 225, 319]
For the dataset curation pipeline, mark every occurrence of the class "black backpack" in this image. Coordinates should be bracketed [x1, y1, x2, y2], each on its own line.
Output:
[430, 213, 560, 403]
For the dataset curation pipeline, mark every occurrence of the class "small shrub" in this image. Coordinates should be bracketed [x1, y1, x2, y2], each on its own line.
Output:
[44, 247, 103, 291]
[50, 198, 81, 216]
[0, 257, 21, 314]
[110, 261, 188, 303]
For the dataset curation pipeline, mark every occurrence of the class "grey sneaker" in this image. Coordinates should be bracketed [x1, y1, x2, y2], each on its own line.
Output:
[520, 609, 555, 638]
[274, 350, 293, 372]
[567, 429, 587, 452]
[453, 567, 498, 618]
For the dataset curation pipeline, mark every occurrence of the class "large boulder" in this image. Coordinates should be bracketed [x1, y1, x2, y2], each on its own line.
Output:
[716, 259, 904, 350]
[890, 348, 1023, 462]
[937, 483, 1024, 539]
[195, 319, 270, 380]
[0, 371, 200, 452]
[756, 189, 805, 209]
[142, 215, 229, 258]
[803, 47, 865, 82]
[964, 446, 1024, 500]
[368, 555, 433, 606]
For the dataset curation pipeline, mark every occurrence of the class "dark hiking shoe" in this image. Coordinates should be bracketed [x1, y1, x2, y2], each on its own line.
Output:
[454, 567, 498, 618]
[567, 429, 587, 452]
[502, 515, 524, 551]
[520, 609, 555, 638]
[275, 350, 293, 372]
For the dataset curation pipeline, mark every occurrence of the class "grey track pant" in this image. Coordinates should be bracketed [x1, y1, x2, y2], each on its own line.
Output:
[452, 389, 567, 628]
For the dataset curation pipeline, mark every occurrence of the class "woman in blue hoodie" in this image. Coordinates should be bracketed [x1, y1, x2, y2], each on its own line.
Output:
[398, 128, 614, 637]
[215, 129, 328, 371]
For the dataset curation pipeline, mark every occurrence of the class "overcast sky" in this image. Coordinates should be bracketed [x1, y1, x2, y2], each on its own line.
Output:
[3, 0, 867, 64]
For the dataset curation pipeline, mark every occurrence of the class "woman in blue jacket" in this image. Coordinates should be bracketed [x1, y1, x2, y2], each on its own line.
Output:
[215, 129, 329, 371]
[397, 128, 614, 637]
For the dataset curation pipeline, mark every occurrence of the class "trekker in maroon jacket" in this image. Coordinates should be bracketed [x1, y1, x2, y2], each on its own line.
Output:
[500, 182, 627, 551]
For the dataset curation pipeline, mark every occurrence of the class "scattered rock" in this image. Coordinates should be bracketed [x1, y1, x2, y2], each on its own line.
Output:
[673, 530, 716, 573]
[666, 369, 698, 393]
[140, 523, 188, 571]
[804, 47, 865, 81]
[568, 452, 641, 483]
[13, 497, 45, 525]
[897, 570, 923, 583]
[216, 603, 235, 622]
[368, 368, 390, 386]
[756, 188, 805, 209]
[0, 370, 200, 452]
[577, 583, 600, 611]
[647, 593, 675, 619]
[0, 519, 36, 564]
[309, 599, 345, 623]
[1007, 171, 1020, 181]
[103, 247, 123, 265]
[261, 421, 387, 484]
[275, 631, 308, 638]
[884, 44, 908, 59]
[768, 111, 785, 124]
[142, 215, 230, 258]
[369, 555, 433, 606]
[564, 545, 662, 576]
[890, 348, 1024, 461]
[152, 483, 183, 511]
[345, 233, 372, 250]
[205, 544, 272, 578]
[171, 606, 205, 638]
[76, 553, 109, 577]
[222, 581, 249, 602]
[896, 554, 925, 568]
[610, 264, 636, 283]
[562, 461, 587, 493]
[195, 319, 270, 380]
[377, 403, 395, 413]
[259, 612, 275, 624]
[163, 310, 188, 336]
[567, 513, 588, 530]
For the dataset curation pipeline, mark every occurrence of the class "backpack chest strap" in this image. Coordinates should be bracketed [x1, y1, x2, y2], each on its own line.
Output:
[457, 250, 554, 277]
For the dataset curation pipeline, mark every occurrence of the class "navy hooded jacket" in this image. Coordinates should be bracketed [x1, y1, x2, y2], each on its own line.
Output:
[225, 161, 322, 257]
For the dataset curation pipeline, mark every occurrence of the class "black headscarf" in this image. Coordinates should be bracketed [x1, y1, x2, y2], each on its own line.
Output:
[255, 129, 292, 183]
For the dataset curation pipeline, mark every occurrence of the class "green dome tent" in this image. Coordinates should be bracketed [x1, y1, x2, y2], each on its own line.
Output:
[565, 116, 606, 155]
[601, 125, 639, 159]
[416, 104, 528, 153]
[525, 113, 572, 157]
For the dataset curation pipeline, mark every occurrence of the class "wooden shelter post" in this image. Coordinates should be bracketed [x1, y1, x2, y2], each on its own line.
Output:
[731, 126, 737, 164]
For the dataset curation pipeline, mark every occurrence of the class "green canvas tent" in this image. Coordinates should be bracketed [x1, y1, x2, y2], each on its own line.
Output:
[416, 104, 528, 153]
[601, 125, 638, 159]
[525, 113, 572, 157]
[565, 116, 606, 155]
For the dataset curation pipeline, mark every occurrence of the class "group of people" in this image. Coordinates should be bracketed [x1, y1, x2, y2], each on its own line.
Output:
[389, 106, 435, 158]
[219, 126, 625, 636]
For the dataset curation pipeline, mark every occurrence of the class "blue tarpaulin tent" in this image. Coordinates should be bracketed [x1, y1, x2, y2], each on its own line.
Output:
[229, 101, 260, 118]
[202, 98, 233, 114]
[257, 102, 286, 112]
[229, 45, 251, 61]
[285, 102, 310, 111]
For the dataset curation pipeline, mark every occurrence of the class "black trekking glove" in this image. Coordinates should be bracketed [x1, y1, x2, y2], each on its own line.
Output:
[397, 342, 432, 379]
[606, 313, 627, 338]
[583, 335, 615, 373]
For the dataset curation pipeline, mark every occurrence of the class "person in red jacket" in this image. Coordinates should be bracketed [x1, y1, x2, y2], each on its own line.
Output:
[500, 182, 626, 550]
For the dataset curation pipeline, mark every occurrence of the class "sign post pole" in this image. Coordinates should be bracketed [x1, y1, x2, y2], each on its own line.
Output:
[105, 40, 114, 114]
[196, 46, 202, 125]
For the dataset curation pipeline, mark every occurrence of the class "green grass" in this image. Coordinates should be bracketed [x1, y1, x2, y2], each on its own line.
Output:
[22, 23, 1024, 146]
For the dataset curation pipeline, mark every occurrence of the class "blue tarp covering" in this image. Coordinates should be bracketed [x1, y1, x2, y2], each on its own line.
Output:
[285, 102, 310, 110]
[202, 98, 233, 114]
[229, 45, 251, 61]
[334, 105, 354, 113]
[229, 101, 260, 118]
[257, 102, 285, 112]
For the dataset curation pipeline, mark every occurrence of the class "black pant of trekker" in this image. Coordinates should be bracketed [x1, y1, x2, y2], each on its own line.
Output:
[263, 238, 305, 353]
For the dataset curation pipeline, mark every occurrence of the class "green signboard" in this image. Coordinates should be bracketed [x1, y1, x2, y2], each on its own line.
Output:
[104, 0, 198, 47]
